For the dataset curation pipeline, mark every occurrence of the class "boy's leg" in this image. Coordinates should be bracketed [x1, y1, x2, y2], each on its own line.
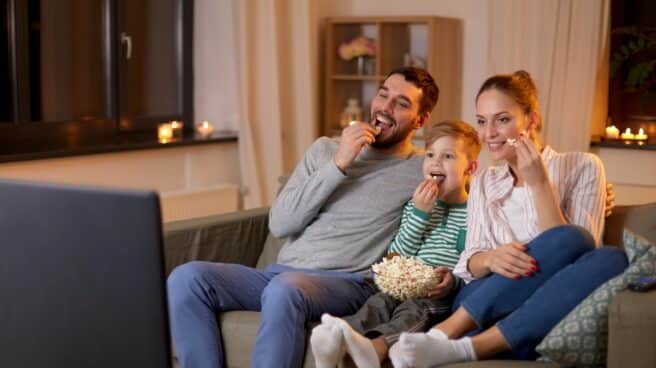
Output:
[167, 261, 276, 368]
[497, 246, 627, 359]
[341, 292, 400, 334]
[253, 271, 376, 368]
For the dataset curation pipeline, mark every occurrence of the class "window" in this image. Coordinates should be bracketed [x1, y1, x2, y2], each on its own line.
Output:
[0, 0, 193, 157]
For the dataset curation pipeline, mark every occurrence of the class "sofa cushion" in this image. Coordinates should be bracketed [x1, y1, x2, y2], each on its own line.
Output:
[219, 311, 317, 368]
[604, 202, 656, 248]
[536, 228, 656, 366]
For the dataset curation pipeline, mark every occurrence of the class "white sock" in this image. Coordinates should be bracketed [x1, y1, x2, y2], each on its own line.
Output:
[321, 314, 380, 368]
[310, 321, 346, 368]
[427, 328, 448, 340]
[396, 332, 476, 368]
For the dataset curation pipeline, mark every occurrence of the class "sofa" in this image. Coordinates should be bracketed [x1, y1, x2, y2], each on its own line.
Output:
[163, 202, 656, 368]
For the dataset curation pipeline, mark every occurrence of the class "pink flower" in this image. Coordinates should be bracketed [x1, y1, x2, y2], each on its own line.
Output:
[338, 36, 376, 61]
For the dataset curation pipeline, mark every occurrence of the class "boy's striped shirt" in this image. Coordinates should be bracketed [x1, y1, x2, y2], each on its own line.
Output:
[388, 200, 467, 269]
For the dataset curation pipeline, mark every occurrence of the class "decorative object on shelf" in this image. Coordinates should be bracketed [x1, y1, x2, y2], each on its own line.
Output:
[170, 120, 184, 138]
[635, 128, 649, 141]
[340, 98, 363, 128]
[605, 125, 620, 139]
[338, 36, 376, 75]
[196, 120, 214, 138]
[403, 53, 426, 68]
[621, 128, 636, 140]
[158, 123, 173, 143]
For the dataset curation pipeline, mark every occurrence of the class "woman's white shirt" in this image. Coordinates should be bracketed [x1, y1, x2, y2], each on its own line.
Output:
[454, 146, 607, 282]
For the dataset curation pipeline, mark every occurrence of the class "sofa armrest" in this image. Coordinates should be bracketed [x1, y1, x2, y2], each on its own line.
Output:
[162, 207, 271, 275]
[607, 289, 656, 368]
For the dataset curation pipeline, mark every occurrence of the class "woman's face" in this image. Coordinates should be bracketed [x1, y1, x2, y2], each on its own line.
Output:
[475, 89, 534, 162]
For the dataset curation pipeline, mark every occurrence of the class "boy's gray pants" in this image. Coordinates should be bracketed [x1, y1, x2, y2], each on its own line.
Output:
[342, 291, 455, 346]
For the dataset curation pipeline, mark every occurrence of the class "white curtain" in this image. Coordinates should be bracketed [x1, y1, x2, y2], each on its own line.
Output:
[233, 0, 319, 208]
[487, 0, 610, 152]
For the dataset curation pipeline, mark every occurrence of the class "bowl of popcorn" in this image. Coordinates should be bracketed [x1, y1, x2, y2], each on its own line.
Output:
[372, 254, 441, 300]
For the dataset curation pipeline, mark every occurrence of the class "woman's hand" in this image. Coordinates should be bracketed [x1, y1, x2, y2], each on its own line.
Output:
[483, 242, 537, 279]
[427, 266, 453, 299]
[412, 178, 439, 213]
[514, 135, 549, 187]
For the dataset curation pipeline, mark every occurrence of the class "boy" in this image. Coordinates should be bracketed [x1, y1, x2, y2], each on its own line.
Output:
[310, 120, 481, 368]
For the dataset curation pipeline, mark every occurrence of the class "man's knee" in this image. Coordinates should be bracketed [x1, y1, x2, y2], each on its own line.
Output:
[261, 272, 308, 310]
[167, 261, 214, 302]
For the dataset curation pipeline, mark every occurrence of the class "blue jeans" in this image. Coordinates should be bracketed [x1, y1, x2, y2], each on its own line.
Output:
[167, 262, 376, 368]
[453, 225, 627, 360]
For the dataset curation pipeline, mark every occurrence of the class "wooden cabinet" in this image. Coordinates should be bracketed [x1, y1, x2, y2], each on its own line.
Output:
[323, 16, 462, 136]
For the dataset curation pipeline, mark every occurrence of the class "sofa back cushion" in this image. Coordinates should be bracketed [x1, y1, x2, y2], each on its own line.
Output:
[604, 202, 656, 248]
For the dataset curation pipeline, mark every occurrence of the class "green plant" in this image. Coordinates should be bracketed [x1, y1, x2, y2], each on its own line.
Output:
[610, 26, 656, 94]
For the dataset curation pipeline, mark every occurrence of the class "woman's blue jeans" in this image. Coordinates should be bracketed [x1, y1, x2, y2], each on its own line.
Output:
[454, 225, 628, 360]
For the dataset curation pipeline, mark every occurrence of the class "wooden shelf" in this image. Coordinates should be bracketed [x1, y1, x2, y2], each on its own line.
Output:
[331, 74, 385, 81]
[322, 16, 463, 136]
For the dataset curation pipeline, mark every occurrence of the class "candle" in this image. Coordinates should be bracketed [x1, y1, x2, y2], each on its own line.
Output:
[620, 128, 635, 140]
[605, 125, 620, 139]
[196, 120, 214, 138]
[170, 120, 184, 138]
[158, 123, 173, 143]
[635, 128, 648, 141]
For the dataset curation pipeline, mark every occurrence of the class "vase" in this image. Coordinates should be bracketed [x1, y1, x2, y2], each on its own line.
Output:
[355, 56, 375, 75]
[356, 56, 365, 75]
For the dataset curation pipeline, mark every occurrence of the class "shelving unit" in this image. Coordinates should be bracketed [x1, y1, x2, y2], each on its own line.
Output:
[323, 16, 462, 136]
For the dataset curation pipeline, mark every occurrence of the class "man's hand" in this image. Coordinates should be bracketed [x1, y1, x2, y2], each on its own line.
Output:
[427, 266, 453, 299]
[333, 122, 378, 172]
[605, 183, 615, 218]
[483, 242, 536, 279]
[412, 178, 439, 213]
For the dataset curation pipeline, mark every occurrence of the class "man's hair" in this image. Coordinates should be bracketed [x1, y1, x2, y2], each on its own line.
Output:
[424, 120, 481, 161]
[384, 67, 439, 116]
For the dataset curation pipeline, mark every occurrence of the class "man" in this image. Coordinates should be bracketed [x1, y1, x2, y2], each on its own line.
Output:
[167, 67, 440, 368]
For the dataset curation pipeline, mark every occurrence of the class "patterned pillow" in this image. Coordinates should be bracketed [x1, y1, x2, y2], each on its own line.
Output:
[536, 228, 656, 366]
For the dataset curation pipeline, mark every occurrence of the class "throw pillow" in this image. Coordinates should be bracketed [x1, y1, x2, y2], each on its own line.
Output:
[536, 228, 656, 366]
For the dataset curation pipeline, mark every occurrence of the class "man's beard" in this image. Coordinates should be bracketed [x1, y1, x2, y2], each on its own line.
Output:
[370, 115, 416, 149]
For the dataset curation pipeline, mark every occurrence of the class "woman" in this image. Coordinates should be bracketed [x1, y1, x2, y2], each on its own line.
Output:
[388, 70, 628, 367]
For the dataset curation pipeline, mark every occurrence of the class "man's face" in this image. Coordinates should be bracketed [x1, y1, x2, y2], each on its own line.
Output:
[369, 74, 425, 149]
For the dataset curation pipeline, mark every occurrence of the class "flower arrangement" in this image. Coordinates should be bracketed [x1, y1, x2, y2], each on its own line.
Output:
[338, 36, 376, 61]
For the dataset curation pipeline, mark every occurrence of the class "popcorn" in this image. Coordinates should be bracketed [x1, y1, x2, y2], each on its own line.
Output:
[372, 255, 441, 300]
[506, 138, 517, 146]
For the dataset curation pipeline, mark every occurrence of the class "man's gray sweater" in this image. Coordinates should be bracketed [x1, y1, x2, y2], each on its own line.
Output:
[270, 137, 424, 276]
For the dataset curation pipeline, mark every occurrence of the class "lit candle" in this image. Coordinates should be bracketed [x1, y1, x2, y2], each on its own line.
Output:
[196, 120, 214, 138]
[170, 120, 184, 138]
[605, 125, 620, 139]
[635, 128, 648, 141]
[158, 123, 173, 143]
[620, 128, 635, 140]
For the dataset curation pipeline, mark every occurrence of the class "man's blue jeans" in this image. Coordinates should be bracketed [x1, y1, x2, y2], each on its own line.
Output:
[167, 262, 377, 368]
[454, 225, 628, 360]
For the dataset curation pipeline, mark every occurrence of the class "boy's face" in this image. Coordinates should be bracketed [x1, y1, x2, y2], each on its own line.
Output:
[423, 136, 474, 202]
[369, 74, 425, 148]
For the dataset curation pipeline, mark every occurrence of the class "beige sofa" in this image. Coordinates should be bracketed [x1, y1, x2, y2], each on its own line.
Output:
[163, 203, 656, 368]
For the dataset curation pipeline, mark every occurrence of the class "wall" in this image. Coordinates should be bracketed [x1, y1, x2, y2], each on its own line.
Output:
[0, 143, 241, 222]
[590, 147, 656, 205]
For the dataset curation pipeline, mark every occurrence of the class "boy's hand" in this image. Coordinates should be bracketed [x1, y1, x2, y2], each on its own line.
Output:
[334, 122, 377, 172]
[412, 178, 439, 213]
[427, 266, 453, 299]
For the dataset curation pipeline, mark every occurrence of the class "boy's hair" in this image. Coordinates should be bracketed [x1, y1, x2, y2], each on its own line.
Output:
[424, 120, 481, 161]
[385, 67, 439, 116]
